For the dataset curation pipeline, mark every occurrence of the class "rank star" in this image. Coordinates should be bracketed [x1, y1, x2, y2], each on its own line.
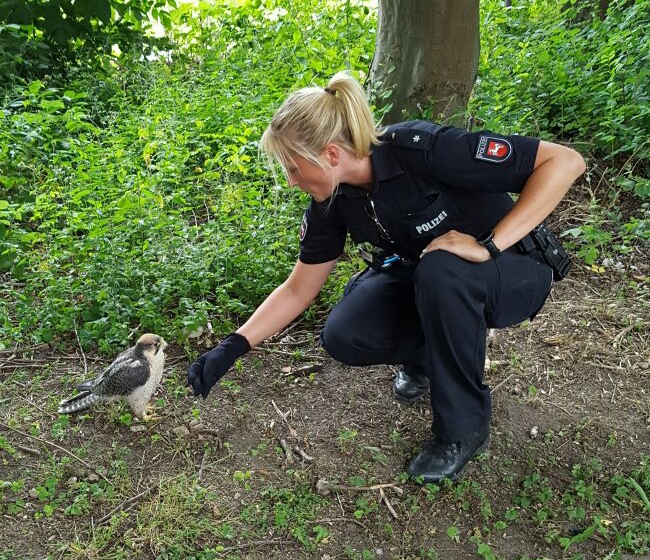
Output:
[413, 135, 420, 143]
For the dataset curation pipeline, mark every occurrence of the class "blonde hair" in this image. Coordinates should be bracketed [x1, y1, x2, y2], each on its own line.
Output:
[260, 71, 381, 175]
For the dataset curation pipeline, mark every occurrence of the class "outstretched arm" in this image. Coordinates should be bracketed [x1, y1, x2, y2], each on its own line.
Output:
[238, 258, 338, 346]
[188, 258, 337, 398]
[421, 140, 586, 261]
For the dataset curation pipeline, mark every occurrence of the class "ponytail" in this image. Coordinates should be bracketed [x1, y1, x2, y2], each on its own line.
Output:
[261, 71, 381, 173]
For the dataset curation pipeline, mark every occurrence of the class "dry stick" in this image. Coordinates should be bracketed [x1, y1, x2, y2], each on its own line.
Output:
[0, 363, 51, 370]
[0, 422, 111, 485]
[271, 318, 305, 341]
[192, 427, 221, 438]
[14, 393, 58, 419]
[490, 373, 515, 394]
[379, 487, 398, 519]
[316, 479, 403, 496]
[197, 447, 209, 484]
[613, 324, 635, 347]
[278, 438, 294, 463]
[293, 445, 314, 462]
[49, 355, 102, 362]
[73, 323, 88, 377]
[96, 486, 155, 525]
[546, 400, 576, 418]
[253, 347, 323, 361]
[586, 361, 626, 371]
[15, 444, 41, 457]
[312, 517, 370, 532]
[216, 539, 286, 553]
[282, 363, 323, 377]
[271, 399, 297, 438]
[0, 343, 50, 354]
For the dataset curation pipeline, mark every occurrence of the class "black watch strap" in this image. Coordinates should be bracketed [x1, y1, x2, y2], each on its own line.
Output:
[477, 230, 501, 259]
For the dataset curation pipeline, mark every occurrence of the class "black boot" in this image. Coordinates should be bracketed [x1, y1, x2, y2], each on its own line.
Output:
[393, 366, 429, 404]
[407, 428, 490, 484]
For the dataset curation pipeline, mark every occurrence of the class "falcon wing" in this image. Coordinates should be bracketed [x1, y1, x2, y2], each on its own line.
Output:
[93, 357, 151, 397]
[82, 345, 139, 391]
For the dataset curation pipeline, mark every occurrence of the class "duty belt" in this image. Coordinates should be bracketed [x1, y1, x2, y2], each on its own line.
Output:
[517, 224, 573, 281]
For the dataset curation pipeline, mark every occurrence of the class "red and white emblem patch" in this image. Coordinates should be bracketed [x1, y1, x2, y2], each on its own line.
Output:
[475, 136, 512, 163]
[299, 213, 308, 241]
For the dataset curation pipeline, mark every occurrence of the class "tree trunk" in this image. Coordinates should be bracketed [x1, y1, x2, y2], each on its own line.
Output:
[369, 0, 479, 126]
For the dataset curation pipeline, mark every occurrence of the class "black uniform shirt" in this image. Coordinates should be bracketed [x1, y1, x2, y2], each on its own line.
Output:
[298, 120, 540, 264]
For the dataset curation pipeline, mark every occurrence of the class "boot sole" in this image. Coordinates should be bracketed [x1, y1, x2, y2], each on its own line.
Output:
[393, 388, 430, 404]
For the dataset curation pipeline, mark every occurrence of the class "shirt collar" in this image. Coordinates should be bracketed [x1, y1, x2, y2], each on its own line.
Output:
[335, 140, 404, 199]
[370, 139, 404, 182]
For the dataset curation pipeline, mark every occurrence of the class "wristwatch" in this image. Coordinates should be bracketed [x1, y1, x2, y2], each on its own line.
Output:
[477, 230, 502, 259]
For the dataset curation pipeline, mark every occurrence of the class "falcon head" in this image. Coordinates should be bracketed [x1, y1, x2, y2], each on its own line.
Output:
[136, 333, 168, 356]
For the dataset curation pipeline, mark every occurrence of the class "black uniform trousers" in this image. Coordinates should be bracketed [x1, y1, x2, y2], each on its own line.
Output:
[320, 248, 553, 441]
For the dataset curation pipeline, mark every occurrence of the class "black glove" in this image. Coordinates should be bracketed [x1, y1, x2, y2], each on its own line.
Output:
[187, 332, 251, 399]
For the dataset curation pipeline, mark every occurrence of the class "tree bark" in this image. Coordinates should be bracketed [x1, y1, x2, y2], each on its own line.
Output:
[369, 0, 479, 126]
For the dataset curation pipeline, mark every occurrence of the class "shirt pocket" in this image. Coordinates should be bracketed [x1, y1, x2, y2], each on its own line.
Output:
[404, 192, 459, 239]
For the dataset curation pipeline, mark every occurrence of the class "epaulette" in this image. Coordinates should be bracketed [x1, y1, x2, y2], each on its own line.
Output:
[387, 127, 437, 151]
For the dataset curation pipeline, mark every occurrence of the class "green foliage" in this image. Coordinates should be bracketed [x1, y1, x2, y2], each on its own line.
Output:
[473, 0, 649, 164]
[508, 457, 650, 556]
[0, 0, 176, 83]
[1, 0, 647, 352]
[0, 0, 376, 351]
[241, 485, 329, 551]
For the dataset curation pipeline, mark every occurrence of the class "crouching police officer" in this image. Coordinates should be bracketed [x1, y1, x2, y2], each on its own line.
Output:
[188, 71, 585, 483]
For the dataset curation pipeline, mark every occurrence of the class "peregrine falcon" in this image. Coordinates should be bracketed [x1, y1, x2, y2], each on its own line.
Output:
[58, 333, 168, 420]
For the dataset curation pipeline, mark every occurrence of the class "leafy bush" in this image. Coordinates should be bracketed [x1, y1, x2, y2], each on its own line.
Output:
[0, 0, 175, 84]
[0, 0, 376, 350]
[1, 0, 647, 351]
[472, 0, 649, 164]
[471, 0, 649, 265]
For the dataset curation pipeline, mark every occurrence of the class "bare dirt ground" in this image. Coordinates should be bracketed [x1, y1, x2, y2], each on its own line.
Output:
[1, 192, 649, 560]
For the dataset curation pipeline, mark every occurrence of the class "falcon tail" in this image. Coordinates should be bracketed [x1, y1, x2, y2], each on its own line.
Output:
[76, 379, 96, 392]
[57, 392, 103, 414]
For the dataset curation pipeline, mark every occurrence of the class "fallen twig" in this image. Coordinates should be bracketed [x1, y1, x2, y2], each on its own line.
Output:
[74, 323, 88, 377]
[0, 363, 51, 370]
[491, 373, 515, 394]
[0, 422, 111, 485]
[281, 363, 323, 377]
[316, 478, 403, 497]
[197, 447, 209, 484]
[0, 343, 50, 354]
[293, 445, 314, 462]
[312, 516, 370, 532]
[253, 347, 323, 360]
[278, 438, 294, 463]
[613, 324, 635, 347]
[271, 400, 297, 438]
[379, 486, 398, 519]
[15, 443, 41, 457]
[96, 486, 155, 525]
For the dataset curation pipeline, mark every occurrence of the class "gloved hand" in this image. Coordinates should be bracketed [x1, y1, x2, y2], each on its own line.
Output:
[187, 332, 251, 399]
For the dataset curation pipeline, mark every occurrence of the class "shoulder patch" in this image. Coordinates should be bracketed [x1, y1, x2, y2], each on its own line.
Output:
[475, 135, 512, 163]
[389, 128, 434, 150]
[299, 212, 308, 241]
